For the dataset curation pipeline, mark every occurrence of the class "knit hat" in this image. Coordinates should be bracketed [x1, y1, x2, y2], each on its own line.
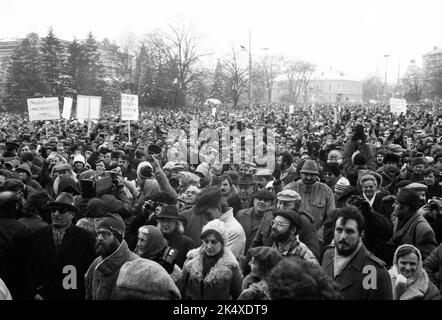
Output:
[335, 177, 350, 194]
[194, 187, 222, 215]
[73, 154, 86, 165]
[276, 190, 301, 202]
[395, 188, 419, 207]
[412, 157, 426, 167]
[201, 219, 227, 245]
[137, 225, 168, 259]
[353, 152, 367, 166]
[195, 162, 210, 177]
[137, 161, 154, 180]
[115, 258, 181, 300]
[96, 213, 126, 238]
[300, 160, 319, 175]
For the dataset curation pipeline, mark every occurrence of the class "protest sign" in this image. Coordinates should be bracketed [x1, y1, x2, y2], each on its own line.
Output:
[289, 105, 294, 114]
[212, 107, 216, 117]
[390, 98, 406, 115]
[76, 95, 101, 119]
[62, 97, 73, 120]
[121, 94, 139, 121]
[27, 97, 60, 121]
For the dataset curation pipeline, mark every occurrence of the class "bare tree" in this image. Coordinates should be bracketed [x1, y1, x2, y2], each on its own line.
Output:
[223, 46, 248, 108]
[284, 60, 315, 104]
[254, 54, 285, 103]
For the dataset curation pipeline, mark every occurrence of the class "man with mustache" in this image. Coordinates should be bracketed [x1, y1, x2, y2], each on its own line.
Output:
[85, 214, 138, 300]
[285, 159, 336, 245]
[270, 210, 318, 264]
[321, 205, 392, 300]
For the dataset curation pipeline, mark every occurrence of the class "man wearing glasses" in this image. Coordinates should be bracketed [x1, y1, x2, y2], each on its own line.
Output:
[28, 192, 96, 300]
[270, 209, 318, 264]
[85, 214, 138, 300]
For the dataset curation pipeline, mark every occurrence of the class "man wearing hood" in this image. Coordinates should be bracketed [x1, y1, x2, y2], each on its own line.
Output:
[16, 163, 43, 191]
[378, 152, 400, 195]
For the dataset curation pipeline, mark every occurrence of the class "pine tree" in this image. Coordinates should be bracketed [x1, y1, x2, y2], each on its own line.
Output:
[79, 32, 104, 95]
[40, 27, 64, 97]
[5, 38, 45, 111]
[66, 39, 82, 95]
[210, 59, 226, 102]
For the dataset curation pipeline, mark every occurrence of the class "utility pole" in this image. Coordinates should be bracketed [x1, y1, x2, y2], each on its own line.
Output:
[248, 29, 252, 109]
[384, 54, 390, 101]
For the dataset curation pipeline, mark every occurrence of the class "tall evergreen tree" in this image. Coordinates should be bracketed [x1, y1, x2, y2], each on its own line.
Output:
[79, 32, 104, 95]
[5, 38, 45, 111]
[210, 59, 226, 102]
[66, 39, 82, 96]
[40, 27, 64, 97]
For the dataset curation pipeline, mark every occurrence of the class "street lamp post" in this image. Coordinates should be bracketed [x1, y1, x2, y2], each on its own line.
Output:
[384, 54, 390, 101]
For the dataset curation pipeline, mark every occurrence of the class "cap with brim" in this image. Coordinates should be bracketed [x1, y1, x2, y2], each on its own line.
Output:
[154, 205, 186, 222]
[47, 192, 78, 212]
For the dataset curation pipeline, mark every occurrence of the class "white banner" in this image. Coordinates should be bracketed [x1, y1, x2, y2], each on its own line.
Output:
[390, 98, 407, 116]
[76, 95, 101, 120]
[62, 97, 73, 120]
[369, 99, 378, 104]
[121, 94, 139, 120]
[211, 107, 216, 117]
[289, 105, 294, 114]
[27, 97, 60, 121]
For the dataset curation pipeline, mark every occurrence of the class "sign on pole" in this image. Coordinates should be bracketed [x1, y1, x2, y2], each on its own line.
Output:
[62, 97, 73, 120]
[390, 98, 407, 116]
[27, 97, 60, 121]
[76, 95, 101, 120]
[211, 107, 216, 117]
[289, 105, 294, 114]
[121, 94, 139, 121]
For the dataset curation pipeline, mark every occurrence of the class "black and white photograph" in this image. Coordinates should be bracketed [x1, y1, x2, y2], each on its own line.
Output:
[1, 0, 442, 305]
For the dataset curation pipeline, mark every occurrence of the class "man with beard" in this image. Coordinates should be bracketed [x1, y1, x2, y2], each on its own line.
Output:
[277, 151, 296, 187]
[285, 160, 335, 244]
[375, 150, 386, 170]
[237, 174, 255, 210]
[321, 205, 392, 300]
[270, 210, 318, 264]
[85, 214, 138, 300]
[378, 152, 400, 195]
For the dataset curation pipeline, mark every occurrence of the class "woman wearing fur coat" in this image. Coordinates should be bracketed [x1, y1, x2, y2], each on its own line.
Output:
[178, 219, 244, 300]
[388, 244, 441, 300]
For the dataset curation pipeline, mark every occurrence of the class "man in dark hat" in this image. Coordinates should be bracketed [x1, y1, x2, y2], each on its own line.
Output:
[270, 210, 318, 263]
[375, 149, 386, 170]
[237, 189, 275, 254]
[237, 174, 256, 210]
[407, 157, 427, 182]
[28, 192, 96, 300]
[154, 205, 194, 268]
[387, 188, 437, 263]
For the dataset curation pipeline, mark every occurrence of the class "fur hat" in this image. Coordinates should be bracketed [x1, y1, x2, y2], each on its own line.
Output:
[115, 258, 181, 300]
[201, 219, 227, 245]
[412, 157, 426, 167]
[254, 189, 275, 201]
[384, 152, 400, 164]
[353, 152, 367, 166]
[273, 209, 301, 228]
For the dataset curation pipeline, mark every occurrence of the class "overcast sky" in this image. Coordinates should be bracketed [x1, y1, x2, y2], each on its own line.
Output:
[2, 0, 441, 82]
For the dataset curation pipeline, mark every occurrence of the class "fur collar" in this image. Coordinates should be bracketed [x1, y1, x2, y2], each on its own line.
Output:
[389, 267, 429, 300]
[184, 247, 239, 285]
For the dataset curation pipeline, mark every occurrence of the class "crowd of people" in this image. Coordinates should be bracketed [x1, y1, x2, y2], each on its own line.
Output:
[1, 101, 442, 300]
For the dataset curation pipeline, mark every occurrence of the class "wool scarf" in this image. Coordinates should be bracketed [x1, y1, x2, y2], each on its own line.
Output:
[202, 248, 224, 278]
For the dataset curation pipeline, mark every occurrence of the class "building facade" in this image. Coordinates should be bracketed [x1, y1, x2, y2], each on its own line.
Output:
[422, 45, 442, 98]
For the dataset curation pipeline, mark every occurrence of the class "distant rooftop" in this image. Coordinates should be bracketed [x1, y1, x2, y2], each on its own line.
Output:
[313, 69, 361, 82]
[423, 45, 442, 57]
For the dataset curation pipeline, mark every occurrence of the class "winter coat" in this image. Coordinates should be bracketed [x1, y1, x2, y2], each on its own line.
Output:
[389, 245, 440, 300]
[272, 234, 318, 264]
[378, 167, 399, 195]
[164, 229, 196, 268]
[28, 224, 96, 300]
[427, 182, 442, 200]
[179, 247, 244, 300]
[219, 208, 246, 258]
[250, 210, 320, 259]
[284, 181, 336, 233]
[236, 207, 268, 254]
[0, 212, 31, 299]
[224, 190, 242, 216]
[321, 244, 392, 300]
[387, 211, 438, 264]
[238, 276, 270, 300]
[18, 215, 49, 232]
[182, 206, 209, 247]
[85, 240, 139, 300]
[342, 139, 376, 174]
[423, 244, 442, 293]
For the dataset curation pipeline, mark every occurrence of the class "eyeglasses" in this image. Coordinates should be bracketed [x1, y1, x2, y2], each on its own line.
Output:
[96, 230, 113, 239]
[271, 220, 290, 228]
